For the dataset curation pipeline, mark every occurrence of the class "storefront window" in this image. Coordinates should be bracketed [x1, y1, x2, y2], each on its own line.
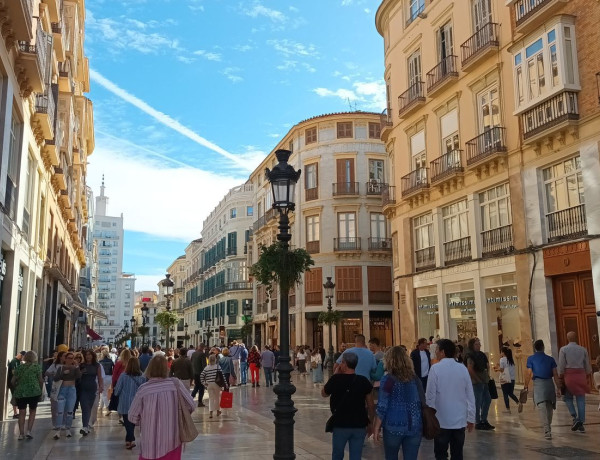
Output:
[446, 283, 476, 347]
[416, 286, 439, 341]
[369, 313, 392, 347]
[337, 317, 362, 347]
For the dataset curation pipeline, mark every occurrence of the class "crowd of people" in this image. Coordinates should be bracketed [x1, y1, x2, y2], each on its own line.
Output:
[5, 332, 600, 460]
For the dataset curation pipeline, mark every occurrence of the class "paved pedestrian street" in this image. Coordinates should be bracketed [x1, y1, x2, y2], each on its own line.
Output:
[2, 374, 600, 459]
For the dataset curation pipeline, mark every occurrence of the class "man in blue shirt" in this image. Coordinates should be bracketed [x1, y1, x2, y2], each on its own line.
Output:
[523, 339, 561, 440]
[334, 334, 377, 380]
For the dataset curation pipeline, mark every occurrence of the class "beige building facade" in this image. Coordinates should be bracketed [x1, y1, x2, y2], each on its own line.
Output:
[376, 0, 600, 380]
[248, 112, 393, 350]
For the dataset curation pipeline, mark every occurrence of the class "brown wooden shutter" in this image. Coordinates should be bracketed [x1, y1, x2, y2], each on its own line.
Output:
[305, 267, 323, 305]
[335, 266, 362, 304]
[367, 266, 392, 304]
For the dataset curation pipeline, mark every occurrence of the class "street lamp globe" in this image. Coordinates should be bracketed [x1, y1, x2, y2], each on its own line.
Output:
[323, 276, 335, 300]
[265, 149, 301, 214]
[141, 302, 149, 319]
[161, 274, 174, 310]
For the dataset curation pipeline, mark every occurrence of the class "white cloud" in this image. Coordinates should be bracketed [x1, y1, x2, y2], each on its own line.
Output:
[242, 1, 287, 22]
[276, 60, 316, 73]
[267, 39, 318, 58]
[234, 44, 254, 52]
[222, 67, 243, 83]
[313, 80, 386, 111]
[193, 49, 222, 61]
[90, 69, 254, 170]
[87, 138, 244, 242]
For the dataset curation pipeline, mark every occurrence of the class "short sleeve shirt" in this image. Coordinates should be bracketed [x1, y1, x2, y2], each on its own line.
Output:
[324, 374, 372, 428]
[526, 352, 556, 379]
[13, 363, 42, 398]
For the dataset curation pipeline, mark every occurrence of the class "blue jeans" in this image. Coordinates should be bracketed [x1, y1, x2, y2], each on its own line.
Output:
[264, 368, 273, 386]
[331, 427, 366, 460]
[122, 413, 136, 442]
[383, 430, 421, 460]
[472, 382, 491, 424]
[55, 386, 77, 429]
[240, 362, 248, 384]
[563, 391, 586, 423]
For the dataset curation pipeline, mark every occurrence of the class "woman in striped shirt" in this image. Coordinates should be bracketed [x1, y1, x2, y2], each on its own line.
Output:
[129, 355, 195, 460]
[114, 357, 146, 450]
[200, 354, 223, 418]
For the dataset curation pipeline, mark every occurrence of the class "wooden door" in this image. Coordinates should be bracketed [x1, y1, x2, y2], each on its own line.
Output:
[553, 272, 599, 390]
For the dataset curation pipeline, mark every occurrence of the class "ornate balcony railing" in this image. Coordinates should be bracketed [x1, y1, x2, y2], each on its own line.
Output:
[398, 81, 425, 116]
[426, 55, 458, 93]
[515, 0, 556, 27]
[466, 126, 507, 165]
[332, 182, 359, 196]
[444, 236, 472, 264]
[430, 150, 463, 183]
[481, 225, 514, 257]
[401, 168, 429, 197]
[368, 237, 392, 251]
[366, 181, 385, 195]
[461, 23, 499, 67]
[334, 237, 361, 251]
[382, 185, 396, 206]
[380, 108, 392, 132]
[547, 204, 587, 242]
[415, 247, 435, 271]
[521, 91, 579, 141]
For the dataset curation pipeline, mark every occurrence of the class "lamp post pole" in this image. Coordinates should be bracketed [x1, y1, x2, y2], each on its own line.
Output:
[266, 149, 301, 460]
[184, 323, 189, 347]
[141, 303, 149, 346]
[161, 274, 174, 348]
[131, 316, 137, 348]
[323, 277, 336, 378]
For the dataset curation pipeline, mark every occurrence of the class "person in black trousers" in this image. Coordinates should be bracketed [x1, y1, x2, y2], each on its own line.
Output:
[410, 337, 431, 390]
[191, 344, 208, 407]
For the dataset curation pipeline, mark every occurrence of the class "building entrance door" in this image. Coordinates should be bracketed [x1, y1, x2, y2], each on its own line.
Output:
[553, 272, 599, 388]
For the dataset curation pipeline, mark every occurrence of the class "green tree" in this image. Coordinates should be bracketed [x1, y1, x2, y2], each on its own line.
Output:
[155, 311, 179, 332]
[318, 310, 343, 326]
[250, 242, 314, 295]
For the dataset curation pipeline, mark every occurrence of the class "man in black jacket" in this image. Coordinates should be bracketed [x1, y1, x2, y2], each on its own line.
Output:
[410, 337, 431, 390]
[191, 344, 208, 407]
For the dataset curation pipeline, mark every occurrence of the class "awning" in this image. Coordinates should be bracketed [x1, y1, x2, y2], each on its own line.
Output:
[86, 326, 102, 341]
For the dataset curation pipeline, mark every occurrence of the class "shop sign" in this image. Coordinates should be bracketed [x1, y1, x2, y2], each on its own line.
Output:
[342, 318, 361, 327]
[486, 295, 519, 310]
[447, 293, 476, 314]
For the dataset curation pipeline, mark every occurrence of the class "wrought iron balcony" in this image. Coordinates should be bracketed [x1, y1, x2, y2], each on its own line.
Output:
[6, 0, 33, 41]
[334, 237, 361, 252]
[401, 168, 429, 197]
[466, 127, 507, 166]
[332, 182, 359, 196]
[368, 237, 392, 251]
[547, 204, 587, 242]
[398, 81, 425, 117]
[415, 247, 435, 271]
[382, 185, 396, 207]
[380, 108, 392, 133]
[426, 55, 458, 94]
[225, 282, 252, 291]
[305, 187, 318, 201]
[34, 85, 56, 139]
[444, 236, 472, 265]
[430, 150, 463, 184]
[461, 23, 499, 69]
[306, 240, 320, 254]
[366, 181, 385, 196]
[514, 0, 567, 32]
[521, 91, 579, 142]
[481, 225, 514, 257]
[226, 246, 237, 256]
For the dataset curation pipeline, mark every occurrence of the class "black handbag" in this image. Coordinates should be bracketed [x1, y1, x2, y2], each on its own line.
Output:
[325, 376, 356, 433]
[415, 376, 441, 440]
[108, 392, 119, 411]
[488, 379, 498, 399]
[215, 368, 228, 390]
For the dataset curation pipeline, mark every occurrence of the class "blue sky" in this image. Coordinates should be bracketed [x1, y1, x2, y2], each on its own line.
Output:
[85, 0, 386, 291]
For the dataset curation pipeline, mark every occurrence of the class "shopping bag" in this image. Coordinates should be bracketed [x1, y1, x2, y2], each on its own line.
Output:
[488, 379, 498, 399]
[220, 390, 233, 409]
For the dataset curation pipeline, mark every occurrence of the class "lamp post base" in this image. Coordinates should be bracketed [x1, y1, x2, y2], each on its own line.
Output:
[273, 358, 297, 460]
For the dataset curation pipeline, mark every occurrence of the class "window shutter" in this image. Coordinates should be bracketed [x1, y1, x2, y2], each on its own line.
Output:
[304, 268, 323, 305]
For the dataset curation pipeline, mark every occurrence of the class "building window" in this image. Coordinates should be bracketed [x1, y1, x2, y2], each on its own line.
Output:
[306, 215, 320, 242]
[413, 213, 435, 269]
[337, 212, 357, 250]
[411, 130, 426, 171]
[230, 208, 237, 218]
[246, 206, 253, 216]
[337, 122, 353, 139]
[442, 200, 469, 243]
[408, 50, 422, 87]
[368, 122, 381, 139]
[304, 267, 323, 306]
[543, 156, 584, 214]
[22, 153, 35, 240]
[440, 109, 459, 153]
[478, 86, 501, 134]
[6, 115, 21, 220]
[472, 0, 492, 32]
[370, 213, 386, 239]
[437, 21, 454, 61]
[407, 0, 425, 25]
[513, 22, 578, 111]
[305, 127, 317, 145]
[368, 159, 384, 183]
[335, 266, 362, 304]
[479, 183, 511, 232]
[305, 163, 318, 190]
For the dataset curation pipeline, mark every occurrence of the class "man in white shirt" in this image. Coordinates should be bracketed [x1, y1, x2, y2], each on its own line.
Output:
[187, 345, 196, 359]
[426, 339, 475, 460]
[153, 345, 166, 357]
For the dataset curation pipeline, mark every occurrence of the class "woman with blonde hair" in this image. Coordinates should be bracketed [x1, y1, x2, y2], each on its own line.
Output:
[114, 357, 146, 449]
[129, 355, 195, 460]
[12, 351, 44, 440]
[373, 346, 423, 460]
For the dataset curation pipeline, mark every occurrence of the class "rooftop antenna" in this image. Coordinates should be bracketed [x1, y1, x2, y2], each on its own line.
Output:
[346, 98, 358, 112]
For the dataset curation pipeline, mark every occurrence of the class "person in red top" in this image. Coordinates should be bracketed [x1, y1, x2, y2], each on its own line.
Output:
[112, 349, 132, 388]
[247, 346, 262, 387]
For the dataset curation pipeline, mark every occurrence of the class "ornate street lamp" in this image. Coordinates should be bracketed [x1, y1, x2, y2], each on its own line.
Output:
[205, 317, 212, 346]
[323, 277, 336, 378]
[161, 274, 175, 345]
[265, 148, 301, 460]
[141, 302, 149, 346]
[131, 316, 137, 348]
[184, 322, 189, 346]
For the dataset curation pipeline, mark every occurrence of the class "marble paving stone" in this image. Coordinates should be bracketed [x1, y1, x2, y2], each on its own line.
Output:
[2, 374, 600, 459]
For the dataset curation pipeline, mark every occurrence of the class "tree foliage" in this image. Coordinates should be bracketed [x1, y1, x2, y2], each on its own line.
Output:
[137, 326, 150, 337]
[318, 310, 343, 325]
[155, 311, 179, 331]
[250, 242, 314, 294]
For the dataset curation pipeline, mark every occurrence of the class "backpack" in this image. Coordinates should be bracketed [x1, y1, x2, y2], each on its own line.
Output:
[100, 357, 114, 376]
